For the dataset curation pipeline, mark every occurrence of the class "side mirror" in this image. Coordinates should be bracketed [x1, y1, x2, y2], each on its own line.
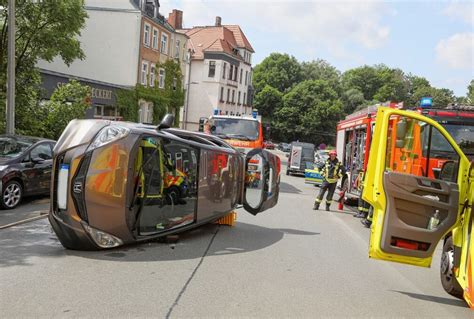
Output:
[244, 153, 265, 211]
[158, 114, 175, 130]
[439, 161, 456, 182]
[395, 120, 407, 148]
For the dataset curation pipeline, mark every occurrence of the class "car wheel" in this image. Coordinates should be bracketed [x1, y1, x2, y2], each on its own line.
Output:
[440, 236, 464, 299]
[1, 180, 23, 209]
[286, 170, 289, 176]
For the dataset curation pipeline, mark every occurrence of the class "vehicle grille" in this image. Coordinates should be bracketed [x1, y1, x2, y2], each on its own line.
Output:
[71, 153, 92, 223]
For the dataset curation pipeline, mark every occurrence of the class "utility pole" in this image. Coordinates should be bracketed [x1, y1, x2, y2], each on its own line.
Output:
[6, 0, 15, 134]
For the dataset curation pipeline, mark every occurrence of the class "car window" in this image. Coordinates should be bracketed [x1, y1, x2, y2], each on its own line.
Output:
[30, 143, 53, 160]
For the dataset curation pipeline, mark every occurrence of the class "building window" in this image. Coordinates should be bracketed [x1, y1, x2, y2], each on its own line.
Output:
[220, 87, 224, 102]
[240, 69, 243, 84]
[229, 65, 233, 80]
[173, 77, 177, 90]
[175, 40, 180, 59]
[150, 63, 156, 87]
[234, 67, 238, 81]
[232, 90, 235, 103]
[243, 92, 247, 105]
[152, 28, 158, 49]
[208, 61, 216, 78]
[161, 33, 168, 54]
[143, 23, 151, 46]
[159, 68, 165, 88]
[238, 91, 241, 105]
[183, 43, 187, 61]
[245, 71, 248, 85]
[222, 63, 226, 79]
[141, 61, 148, 86]
[226, 88, 230, 102]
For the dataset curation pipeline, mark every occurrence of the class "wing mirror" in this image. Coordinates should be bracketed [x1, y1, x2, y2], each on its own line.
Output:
[158, 114, 175, 130]
[31, 157, 45, 164]
[395, 119, 407, 148]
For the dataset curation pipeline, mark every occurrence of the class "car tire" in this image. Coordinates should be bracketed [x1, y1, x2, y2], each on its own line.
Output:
[286, 170, 289, 176]
[1, 180, 23, 209]
[440, 236, 464, 299]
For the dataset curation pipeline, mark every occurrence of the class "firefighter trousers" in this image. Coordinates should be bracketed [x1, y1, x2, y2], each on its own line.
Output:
[315, 180, 337, 206]
[358, 197, 371, 217]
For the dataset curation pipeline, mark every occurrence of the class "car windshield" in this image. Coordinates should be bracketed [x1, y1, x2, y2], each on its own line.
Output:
[0, 137, 34, 158]
[316, 151, 329, 162]
[444, 123, 474, 156]
[211, 118, 259, 141]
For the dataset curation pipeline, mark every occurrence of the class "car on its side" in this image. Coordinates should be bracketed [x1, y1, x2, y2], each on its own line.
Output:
[0, 135, 55, 209]
[49, 115, 281, 250]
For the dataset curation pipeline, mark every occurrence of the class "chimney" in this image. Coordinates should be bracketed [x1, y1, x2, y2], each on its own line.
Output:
[215, 16, 222, 27]
[167, 9, 183, 29]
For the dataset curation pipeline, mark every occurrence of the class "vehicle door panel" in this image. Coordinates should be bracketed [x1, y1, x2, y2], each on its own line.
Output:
[244, 149, 280, 215]
[363, 107, 470, 267]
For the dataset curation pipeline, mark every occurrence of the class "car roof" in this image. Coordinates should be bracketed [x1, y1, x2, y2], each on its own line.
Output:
[0, 134, 55, 144]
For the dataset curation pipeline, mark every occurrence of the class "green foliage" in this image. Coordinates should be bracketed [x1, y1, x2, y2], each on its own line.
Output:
[253, 53, 303, 93]
[43, 80, 90, 139]
[467, 80, 474, 104]
[117, 60, 184, 126]
[254, 85, 283, 117]
[410, 86, 454, 108]
[273, 80, 342, 145]
[301, 59, 341, 93]
[341, 88, 365, 114]
[0, 0, 87, 134]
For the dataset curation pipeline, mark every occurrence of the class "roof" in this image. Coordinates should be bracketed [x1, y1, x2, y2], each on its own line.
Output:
[223, 25, 254, 52]
[182, 25, 254, 60]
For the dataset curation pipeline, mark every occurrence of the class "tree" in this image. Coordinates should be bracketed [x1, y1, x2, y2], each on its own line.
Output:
[253, 53, 303, 93]
[0, 0, 88, 133]
[253, 85, 283, 117]
[341, 65, 382, 101]
[467, 80, 474, 104]
[411, 86, 454, 108]
[342, 88, 365, 114]
[301, 59, 341, 93]
[273, 80, 342, 144]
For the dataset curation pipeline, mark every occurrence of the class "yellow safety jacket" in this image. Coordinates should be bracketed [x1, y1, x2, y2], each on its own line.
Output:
[321, 158, 343, 184]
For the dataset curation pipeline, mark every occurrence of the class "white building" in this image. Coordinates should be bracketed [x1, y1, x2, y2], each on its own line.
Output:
[179, 17, 255, 131]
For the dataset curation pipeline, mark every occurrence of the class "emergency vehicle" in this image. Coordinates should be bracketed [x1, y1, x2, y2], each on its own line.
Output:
[336, 102, 474, 202]
[362, 107, 474, 309]
[199, 110, 264, 153]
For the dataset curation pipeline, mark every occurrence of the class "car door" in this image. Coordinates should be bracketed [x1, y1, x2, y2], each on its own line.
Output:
[27, 143, 54, 194]
[362, 107, 471, 268]
[243, 148, 280, 215]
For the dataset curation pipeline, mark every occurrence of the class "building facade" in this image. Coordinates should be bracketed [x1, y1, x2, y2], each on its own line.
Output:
[178, 17, 255, 131]
[37, 0, 188, 123]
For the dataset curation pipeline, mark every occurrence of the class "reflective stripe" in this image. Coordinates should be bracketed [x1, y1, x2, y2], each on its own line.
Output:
[326, 200, 332, 204]
[315, 198, 322, 203]
[358, 206, 369, 212]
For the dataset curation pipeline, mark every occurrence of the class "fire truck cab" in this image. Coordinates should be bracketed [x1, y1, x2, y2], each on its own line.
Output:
[362, 107, 474, 309]
[199, 110, 264, 154]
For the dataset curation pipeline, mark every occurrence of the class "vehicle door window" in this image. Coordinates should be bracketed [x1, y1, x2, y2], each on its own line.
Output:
[30, 143, 53, 160]
[135, 137, 199, 235]
[385, 115, 459, 180]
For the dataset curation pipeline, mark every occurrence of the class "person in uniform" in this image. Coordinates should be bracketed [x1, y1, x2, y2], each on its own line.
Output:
[313, 150, 343, 211]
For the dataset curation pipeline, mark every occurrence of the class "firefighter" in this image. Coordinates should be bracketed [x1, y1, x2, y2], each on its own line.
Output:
[361, 208, 373, 228]
[313, 150, 343, 211]
[354, 172, 371, 218]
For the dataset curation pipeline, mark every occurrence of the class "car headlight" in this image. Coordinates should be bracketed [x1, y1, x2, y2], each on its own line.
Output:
[83, 224, 123, 248]
[87, 125, 130, 151]
[0, 165, 8, 171]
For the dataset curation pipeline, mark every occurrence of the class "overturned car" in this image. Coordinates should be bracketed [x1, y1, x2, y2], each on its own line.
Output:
[49, 115, 280, 250]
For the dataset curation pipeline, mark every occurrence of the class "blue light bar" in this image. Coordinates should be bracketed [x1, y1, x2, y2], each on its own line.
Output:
[252, 111, 257, 119]
[213, 109, 219, 115]
[420, 97, 433, 108]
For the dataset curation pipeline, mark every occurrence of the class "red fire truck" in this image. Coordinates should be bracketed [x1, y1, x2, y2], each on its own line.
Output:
[336, 102, 474, 202]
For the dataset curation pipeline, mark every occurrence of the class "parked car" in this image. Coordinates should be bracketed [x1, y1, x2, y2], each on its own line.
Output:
[0, 135, 56, 209]
[278, 143, 290, 152]
[49, 115, 281, 250]
[264, 140, 275, 150]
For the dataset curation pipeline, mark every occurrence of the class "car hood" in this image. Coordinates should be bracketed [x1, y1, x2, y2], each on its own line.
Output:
[54, 119, 110, 155]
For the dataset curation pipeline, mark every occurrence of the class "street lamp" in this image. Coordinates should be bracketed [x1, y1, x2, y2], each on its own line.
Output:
[6, 0, 15, 134]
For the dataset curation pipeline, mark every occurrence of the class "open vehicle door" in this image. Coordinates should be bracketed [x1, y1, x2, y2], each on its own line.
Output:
[363, 107, 471, 267]
[244, 149, 280, 215]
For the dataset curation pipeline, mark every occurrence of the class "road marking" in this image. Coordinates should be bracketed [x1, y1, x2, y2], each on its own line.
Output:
[0, 211, 49, 229]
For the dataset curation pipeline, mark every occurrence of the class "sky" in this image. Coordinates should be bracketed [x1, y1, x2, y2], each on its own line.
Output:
[159, 0, 473, 97]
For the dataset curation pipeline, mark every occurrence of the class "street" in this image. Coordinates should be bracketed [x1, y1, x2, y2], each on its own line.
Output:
[0, 151, 471, 318]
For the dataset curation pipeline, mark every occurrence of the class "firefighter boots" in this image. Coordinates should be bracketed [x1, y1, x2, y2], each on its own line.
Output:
[313, 202, 319, 210]
[326, 203, 331, 211]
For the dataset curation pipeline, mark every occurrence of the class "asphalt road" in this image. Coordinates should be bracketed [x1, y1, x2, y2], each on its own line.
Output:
[0, 151, 471, 318]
